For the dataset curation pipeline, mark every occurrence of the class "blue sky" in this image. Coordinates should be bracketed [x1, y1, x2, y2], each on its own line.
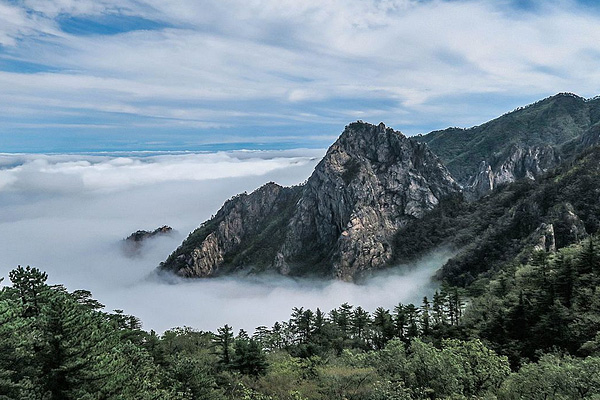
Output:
[1, 0, 600, 152]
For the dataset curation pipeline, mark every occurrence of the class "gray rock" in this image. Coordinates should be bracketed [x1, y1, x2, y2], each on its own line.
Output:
[277, 122, 460, 280]
[161, 122, 460, 280]
[122, 226, 174, 257]
[466, 144, 560, 199]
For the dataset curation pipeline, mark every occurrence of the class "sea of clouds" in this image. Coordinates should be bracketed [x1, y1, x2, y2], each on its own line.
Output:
[0, 150, 451, 333]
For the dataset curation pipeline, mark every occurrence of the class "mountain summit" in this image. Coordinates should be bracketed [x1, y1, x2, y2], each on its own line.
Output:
[414, 93, 600, 198]
[161, 93, 600, 282]
[160, 122, 459, 280]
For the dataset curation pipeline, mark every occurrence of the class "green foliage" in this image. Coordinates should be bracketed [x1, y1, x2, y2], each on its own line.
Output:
[500, 354, 600, 399]
[396, 146, 600, 287]
[1, 245, 599, 400]
[415, 93, 600, 182]
[462, 238, 600, 366]
[232, 339, 268, 376]
[0, 266, 221, 400]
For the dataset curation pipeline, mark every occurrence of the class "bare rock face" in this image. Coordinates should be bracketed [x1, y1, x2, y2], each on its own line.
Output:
[160, 122, 460, 280]
[164, 182, 301, 277]
[550, 202, 588, 248]
[532, 223, 557, 253]
[528, 203, 587, 254]
[277, 122, 460, 280]
[466, 145, 560, 199]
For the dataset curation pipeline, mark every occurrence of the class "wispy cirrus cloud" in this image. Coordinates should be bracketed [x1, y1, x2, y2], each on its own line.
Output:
[1, 0, 600, 151]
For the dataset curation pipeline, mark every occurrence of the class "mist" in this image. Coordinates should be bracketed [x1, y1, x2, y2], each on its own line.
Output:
[0, 150, 451, 333]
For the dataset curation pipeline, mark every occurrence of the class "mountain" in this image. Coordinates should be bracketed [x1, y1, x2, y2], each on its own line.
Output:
[394, 145, 600, 286]
[413, 93, 600, 198]
[160, 122, 460, 280]
[160, 93, 600, 282]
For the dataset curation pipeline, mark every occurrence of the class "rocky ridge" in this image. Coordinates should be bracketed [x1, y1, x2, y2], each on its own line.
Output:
[467, 144, 559, 199]
[414, 93, 600, 198]
[161, 122, 460, 280]
[160, 93, 600, 283]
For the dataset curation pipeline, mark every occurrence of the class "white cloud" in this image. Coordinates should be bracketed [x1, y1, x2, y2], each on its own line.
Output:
[0, 150, 324, 192]
[0, 150, 452, 333]
[2, 0, 600, 139]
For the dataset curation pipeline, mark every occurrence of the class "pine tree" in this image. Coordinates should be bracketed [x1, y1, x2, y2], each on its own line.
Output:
[421, 297, 431, 337]
[554, 253, 575, 308]
[432, 290, 446, 327]
[393, 303, 407, 341]
[405, 304, 420, 339]
[372, 307, 394, 349]
[214, 324, 234, 367]
[232, 338, 268, 376]
[351, 306, 370, 342]
[8, 265, 48, 317]
[577, 237, 600, 275]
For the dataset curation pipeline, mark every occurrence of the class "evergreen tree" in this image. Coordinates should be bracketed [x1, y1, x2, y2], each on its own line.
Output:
[231, 338, 268, 376]
[393, 303, 407, 341]
[404, 304, 420, 339]
[8, 265, 48, 317]
[432, 290, 446, 327]
[554, 252, 575, 308]
[351, 306, 370, 343]
[214, 324, 234, 367]
[421, 297, 431, 337]
[372, 307, 394, 349]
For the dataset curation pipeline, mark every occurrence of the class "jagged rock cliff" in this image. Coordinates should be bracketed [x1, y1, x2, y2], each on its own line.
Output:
[467, 144, 560, 199]
[397, 145, 600, 286]
[160, 122, 460, 280]
[276, 122, 460, 280]
[160, 93, 600, 284]
[162, 183, 301, 277]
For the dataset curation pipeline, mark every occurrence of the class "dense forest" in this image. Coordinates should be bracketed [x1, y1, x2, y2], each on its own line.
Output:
[1, 233, 599, 399]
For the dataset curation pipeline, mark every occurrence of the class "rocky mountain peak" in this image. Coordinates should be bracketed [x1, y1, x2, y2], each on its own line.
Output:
[414, 92, 600, 198]
[160, 121, 460, 280]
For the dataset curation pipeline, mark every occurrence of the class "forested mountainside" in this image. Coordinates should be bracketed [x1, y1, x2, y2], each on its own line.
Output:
[2, 232, 599, 399]
[413, 93, 600, 197]
[160, 93, 600, 283]
[395, 145, 600, 286]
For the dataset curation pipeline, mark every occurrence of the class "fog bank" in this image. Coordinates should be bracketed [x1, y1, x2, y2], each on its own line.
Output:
[0, 150, 450, 333]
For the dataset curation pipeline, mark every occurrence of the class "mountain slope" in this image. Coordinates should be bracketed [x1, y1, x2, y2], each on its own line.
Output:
[160, 122, 460, 280]
[414, 93, 600, 197]
[276, 122, 460, 279]
[162, 182, 302, 277]
[395, 145, 600, 286]
[161, 93, 600, 282]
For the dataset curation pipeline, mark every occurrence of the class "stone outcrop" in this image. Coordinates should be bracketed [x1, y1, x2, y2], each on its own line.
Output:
[532, 223, 557, 253]
[160, 122, 460, 280]
[467, 145, 560, 199]
[122, 226, 174, 257]
[414, 93, 600, 198]
[529, 203, 587, 254]
[549, 203, 587, 249]
[277, 122, 460, 280]
[163, 183, 301, 277]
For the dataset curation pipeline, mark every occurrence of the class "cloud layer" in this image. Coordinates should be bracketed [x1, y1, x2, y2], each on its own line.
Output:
[0, 151, 451, 333]
[1, 0, 600, 151]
